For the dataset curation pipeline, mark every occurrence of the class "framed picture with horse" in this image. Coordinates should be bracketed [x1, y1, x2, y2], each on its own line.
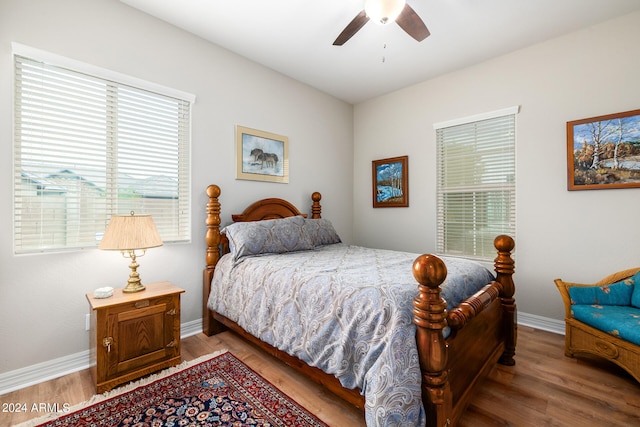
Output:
[236, 125, 289, 183]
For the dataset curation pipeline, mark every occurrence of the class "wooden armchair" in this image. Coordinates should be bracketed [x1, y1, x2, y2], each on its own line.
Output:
[555, 268, 640, 383]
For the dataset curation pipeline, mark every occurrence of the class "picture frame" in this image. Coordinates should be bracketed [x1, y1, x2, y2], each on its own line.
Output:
[372, 156, 409, 207]
[567, 109, 640, 190]
[236, 125, 289, 183]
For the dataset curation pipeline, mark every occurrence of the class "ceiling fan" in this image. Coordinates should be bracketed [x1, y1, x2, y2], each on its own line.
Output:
[333, 0, 430, 46]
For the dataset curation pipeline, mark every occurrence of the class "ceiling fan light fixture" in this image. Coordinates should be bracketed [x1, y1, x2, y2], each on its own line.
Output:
[365, 0, 406, 25]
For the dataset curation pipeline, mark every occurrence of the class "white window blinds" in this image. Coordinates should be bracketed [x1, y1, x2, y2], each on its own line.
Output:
[14, 51, 193, 254]
[435, 107, 517, 260]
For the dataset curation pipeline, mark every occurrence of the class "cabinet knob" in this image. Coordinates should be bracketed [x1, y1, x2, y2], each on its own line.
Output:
[166, 308, 177, 316]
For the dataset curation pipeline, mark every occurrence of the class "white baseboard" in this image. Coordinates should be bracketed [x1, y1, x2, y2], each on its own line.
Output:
[0, 349, 92, 397]
[0, 319, 204, 396]
[0, 314, 562, 396]
[517, 311, 565, 335]
[181, 318, 204, 338]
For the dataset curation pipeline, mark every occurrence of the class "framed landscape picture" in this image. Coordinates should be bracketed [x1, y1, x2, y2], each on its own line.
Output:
[236, 126, 289, 183]
[567, 109, 640, 190]
[372, 156, 409, 207]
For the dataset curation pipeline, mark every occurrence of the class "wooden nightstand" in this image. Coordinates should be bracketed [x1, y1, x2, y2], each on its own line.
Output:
[86, 281, 185, 393]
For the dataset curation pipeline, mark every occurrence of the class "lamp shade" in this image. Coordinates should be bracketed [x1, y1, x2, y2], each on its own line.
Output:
[365, 0, 406, 25]
[99, 213, 163, 250]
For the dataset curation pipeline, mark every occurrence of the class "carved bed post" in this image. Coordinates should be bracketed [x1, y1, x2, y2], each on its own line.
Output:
[412, 254, 452, 427]
[311, 192, 322, 218]
[493, 235, 517, 366]
[203, 184, 222, 336]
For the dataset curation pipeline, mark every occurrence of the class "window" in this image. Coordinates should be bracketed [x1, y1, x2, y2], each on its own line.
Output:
[435, 107, 517, 260]
[13, 45, 194, 254]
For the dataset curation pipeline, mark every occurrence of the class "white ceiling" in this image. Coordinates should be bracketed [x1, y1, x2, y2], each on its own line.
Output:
[120, 0, 640, 104]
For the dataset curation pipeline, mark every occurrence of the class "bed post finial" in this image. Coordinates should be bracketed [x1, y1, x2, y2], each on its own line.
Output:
[311, 191, 322, 219]
[494, 234, 517, 366]
[412, 254, 452, 427]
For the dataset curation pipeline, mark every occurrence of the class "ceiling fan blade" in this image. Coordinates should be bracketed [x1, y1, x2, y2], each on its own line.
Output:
[333, 10, 370, 46]
[396, 3, 430, 42]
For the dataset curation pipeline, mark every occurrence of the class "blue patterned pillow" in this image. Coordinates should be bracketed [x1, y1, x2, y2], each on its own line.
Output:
[632, 271, 640, 308]
[303, 218, 341, 246]
[223, 216, 314, 262]
[569, 276, 635, 306]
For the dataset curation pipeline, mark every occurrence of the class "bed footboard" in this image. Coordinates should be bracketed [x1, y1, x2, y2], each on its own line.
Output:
[412, 235, 516, 427]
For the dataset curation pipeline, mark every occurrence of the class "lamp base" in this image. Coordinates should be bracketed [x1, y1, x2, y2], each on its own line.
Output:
[123, 280, 146, 293]
[122, 250, 146, 293]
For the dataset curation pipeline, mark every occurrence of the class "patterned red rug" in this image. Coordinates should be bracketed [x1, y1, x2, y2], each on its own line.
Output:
[21, 351, 328, 427]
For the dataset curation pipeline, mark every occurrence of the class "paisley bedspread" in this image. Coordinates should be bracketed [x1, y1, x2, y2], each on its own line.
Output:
[207, 243, 495, 427]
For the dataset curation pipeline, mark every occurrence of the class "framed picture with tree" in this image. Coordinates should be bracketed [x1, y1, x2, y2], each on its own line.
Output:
[567, 109, 640, 190]
[372, 156, 409, 207]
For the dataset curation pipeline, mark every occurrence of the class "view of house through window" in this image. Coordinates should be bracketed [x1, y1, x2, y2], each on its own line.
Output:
[435, 107, 517, 260]
[13, 49, 193, 254]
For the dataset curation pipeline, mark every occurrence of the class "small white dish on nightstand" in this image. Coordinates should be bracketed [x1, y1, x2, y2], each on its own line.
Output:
[94, 287, 114, 299]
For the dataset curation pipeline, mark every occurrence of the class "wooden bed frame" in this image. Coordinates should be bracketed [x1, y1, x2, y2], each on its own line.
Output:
[203, 184, 517, 427]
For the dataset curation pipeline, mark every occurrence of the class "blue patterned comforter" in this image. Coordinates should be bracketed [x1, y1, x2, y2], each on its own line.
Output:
[207, 243, 495, 426]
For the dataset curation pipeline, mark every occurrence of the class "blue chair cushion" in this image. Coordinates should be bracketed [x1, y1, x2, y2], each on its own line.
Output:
[572, 304, 640, 346]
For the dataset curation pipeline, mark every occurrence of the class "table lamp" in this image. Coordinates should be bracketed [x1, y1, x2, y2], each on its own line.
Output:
[99, 212, 163, 293]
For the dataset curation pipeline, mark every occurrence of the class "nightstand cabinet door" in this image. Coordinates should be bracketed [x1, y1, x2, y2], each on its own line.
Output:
[104, 294, 179, 379]
[88, 282, 184, 393]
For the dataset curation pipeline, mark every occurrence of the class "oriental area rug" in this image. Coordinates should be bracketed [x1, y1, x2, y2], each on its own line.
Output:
[19, 351, 328, 427]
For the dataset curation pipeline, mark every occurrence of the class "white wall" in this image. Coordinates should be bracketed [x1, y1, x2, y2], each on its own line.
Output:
[353, 11, 640, 320]
[0, 0, 353, 374]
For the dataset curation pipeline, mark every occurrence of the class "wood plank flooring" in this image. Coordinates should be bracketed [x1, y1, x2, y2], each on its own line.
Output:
[2, 326, 639, 426]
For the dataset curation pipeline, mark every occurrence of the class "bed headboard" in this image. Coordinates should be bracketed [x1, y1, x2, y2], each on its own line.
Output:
[231, 192, 323, 222]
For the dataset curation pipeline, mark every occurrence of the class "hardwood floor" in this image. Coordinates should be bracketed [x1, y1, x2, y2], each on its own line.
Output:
[2, 326, 639, 426]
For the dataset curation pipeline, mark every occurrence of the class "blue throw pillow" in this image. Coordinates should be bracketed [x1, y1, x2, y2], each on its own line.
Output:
[632, 271, 640, 308]
[222, 216, 314, 262]
[569, 277, 635, 306]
